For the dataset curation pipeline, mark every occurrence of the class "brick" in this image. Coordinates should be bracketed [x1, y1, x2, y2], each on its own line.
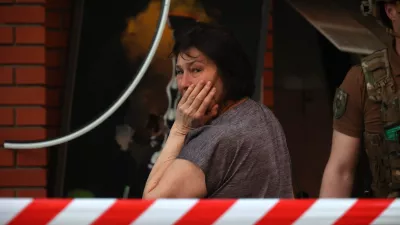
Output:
[0, 189, 15, 197]
[16, 189, 47, 198]
[0, 67, 13, 84]
[266, 33, 273, 50]
[0, 87, 60, 106]
[46, 50, 63, 67]
[46, 12, 62, 28]
[46, 69, 64, 86]
[0, 169, 46, 187]
[263, 89, 274, 107]
[0, 149, 14, 166]
[0, 127, 47, 143]
[0, 108, 14, 125]
[46, 30, 68, 47]
[264, 51, 273, 68]
[16, 27, 45, 44]
[263, 70, 273, 87]
[17, 149, 47, 166]
[0, 27, 13, 44]
[15, 67, 45, 84]
[0, 46, 45, 64]
[0, 87, 45, 105]
[0, 6, 45, 24]
[16, 108, 60, 125]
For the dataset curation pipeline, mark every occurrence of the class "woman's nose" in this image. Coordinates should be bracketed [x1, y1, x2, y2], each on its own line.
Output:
[179, 74, 192, 91]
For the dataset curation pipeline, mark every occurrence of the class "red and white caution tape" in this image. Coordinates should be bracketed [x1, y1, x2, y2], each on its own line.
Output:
[0, 198, 399, 225]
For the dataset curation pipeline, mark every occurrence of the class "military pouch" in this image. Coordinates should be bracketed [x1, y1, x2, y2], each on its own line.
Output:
[382, 98, 400, 126]
[364, 132, 386, 188]
[384, 123, 400, 142]
[361, 48, 395, 102]
[383, 124, 400, 190]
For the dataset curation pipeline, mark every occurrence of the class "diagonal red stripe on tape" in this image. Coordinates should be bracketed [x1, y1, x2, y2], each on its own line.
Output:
[173, 199, 236, 225]
[255, 199, 316, 225]
[91, 199, 155, 225]
[7, 199, 72, 225]
[333, 199, 394, 225]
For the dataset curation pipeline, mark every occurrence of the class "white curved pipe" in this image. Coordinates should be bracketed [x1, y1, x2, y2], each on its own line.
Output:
[3, 0, 171, 149]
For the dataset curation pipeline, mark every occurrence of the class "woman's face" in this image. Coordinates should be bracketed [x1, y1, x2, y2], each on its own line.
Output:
[175, 47, 224, 107]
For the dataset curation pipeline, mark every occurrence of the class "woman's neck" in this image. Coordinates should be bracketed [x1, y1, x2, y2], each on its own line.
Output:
[219, 97, 248, 115]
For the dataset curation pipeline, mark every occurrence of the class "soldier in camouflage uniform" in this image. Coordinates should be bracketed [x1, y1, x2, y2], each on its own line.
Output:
[320, 0, 400, 198]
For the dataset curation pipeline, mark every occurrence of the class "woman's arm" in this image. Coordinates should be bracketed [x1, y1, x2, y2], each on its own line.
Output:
[143, 81, 217, 198]
[142, 125, 208, 199]
[143, 126, 187, 194]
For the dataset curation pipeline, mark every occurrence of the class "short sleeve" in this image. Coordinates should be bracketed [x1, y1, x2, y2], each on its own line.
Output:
[177, 127, 230, 194]
[333, 65, 365, 138]
[177, 127, 222, 174]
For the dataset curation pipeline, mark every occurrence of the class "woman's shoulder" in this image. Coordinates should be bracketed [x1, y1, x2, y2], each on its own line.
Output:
[187, 100, 271, 142]
[188, 124, 230, 141]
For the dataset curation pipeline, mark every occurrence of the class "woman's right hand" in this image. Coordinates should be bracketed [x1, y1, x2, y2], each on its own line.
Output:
[172, 80, 218, 136]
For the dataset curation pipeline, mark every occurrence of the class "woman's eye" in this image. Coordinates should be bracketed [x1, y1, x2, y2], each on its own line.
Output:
[191, 68, 202, 73]
[175, 70, 183, 75]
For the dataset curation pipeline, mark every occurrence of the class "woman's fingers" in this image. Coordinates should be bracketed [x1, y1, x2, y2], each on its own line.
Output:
[202, 103, 219, 123]
[210, 103, 219, 117]
[178, 84, 195, 106]
[197, 87, 216, 115]
[187, 81, 212, 112]
[178, 81, 217, 125]
[183, 81, 206, 108]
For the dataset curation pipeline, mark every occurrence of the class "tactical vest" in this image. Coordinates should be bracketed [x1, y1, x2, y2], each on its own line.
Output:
[361, 48, 400, 198]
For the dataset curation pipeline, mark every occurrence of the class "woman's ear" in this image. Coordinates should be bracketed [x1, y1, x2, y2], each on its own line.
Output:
[385, 3, 398, 21]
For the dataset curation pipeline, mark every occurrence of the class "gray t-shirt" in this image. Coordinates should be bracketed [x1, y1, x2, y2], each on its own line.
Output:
[178, 99, 293, 198]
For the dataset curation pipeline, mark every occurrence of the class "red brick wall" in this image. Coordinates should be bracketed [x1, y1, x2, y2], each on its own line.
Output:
[263, 2, 273, 107]
[0, 0, 71, 198]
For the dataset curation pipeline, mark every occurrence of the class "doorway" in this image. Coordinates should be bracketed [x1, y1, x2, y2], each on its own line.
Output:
[61, 0, 266, 198]
[273, 0, 368, 197]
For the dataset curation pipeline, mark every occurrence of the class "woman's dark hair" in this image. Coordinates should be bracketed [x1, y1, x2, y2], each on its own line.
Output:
[172, 22, 255, 101]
